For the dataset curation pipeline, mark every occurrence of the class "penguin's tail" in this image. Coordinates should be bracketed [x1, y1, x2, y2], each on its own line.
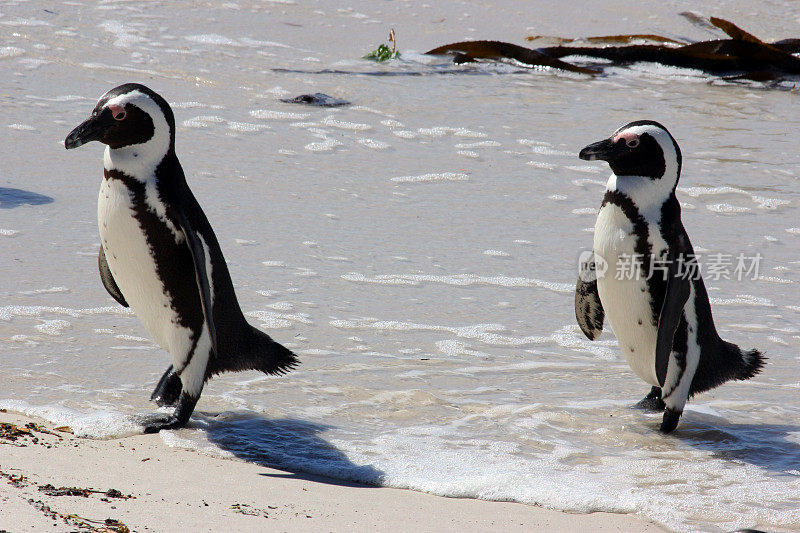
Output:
[207, 325, 299, 378]
[734, 345, 766, 381]
[690, 341, 765, 396]
[245, 326, 299, 376]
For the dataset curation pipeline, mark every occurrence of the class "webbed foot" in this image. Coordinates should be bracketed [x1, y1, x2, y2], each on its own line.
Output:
[135, 412, 183, 434]
[635, 386, 666, 412]
[136, 392, 198, 433]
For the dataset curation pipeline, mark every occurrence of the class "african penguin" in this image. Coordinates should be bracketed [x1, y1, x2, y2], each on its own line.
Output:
[574, 120, 764, 433]
[65, 83, 298, 433]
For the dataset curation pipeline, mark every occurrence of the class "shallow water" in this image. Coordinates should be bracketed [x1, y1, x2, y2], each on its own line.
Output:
[2, 1, 799, 531]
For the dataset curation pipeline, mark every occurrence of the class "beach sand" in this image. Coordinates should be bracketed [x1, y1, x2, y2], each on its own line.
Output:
[0, 412, 665, 532]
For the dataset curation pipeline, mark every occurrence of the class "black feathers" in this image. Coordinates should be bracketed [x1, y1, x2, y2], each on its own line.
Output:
[606, 132, 667, 180]
[98, 246, 128, 307]
[575, 253, 605, 340]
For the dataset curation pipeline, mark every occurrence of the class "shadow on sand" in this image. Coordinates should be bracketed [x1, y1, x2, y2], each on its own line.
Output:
[678, 411, 800, 474]
[0, 187, 54, 209]
[202, 413, 385, 488]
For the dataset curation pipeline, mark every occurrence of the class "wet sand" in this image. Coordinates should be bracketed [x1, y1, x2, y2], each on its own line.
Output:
[0, 412, 665, 532]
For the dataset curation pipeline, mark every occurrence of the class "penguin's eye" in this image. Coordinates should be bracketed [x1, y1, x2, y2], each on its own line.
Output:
[109, 105, 126, 121]
[626, 138, 640, 149]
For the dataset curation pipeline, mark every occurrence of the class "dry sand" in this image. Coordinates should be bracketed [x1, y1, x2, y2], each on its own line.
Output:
[0, 412, 666, 533]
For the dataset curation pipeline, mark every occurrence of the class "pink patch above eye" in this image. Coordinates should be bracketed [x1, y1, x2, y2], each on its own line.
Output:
[109, 104, 126, 120]
[613, 131, 638, 143]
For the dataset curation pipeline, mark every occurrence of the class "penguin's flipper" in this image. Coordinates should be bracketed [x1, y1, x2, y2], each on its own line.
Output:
[98, 246, 128, 307]
[575, 252, 605, 340]
[655, 233, 692, 387]
[171, 204, 218, 356]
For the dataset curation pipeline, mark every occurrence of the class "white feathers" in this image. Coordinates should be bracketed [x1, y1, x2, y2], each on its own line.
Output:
[177, 326, 211, 398]
[197, 234, 215, 309]
[97, 178, 193, 359]
[594, 203, 662, 386]
[101, 90, 182, 240]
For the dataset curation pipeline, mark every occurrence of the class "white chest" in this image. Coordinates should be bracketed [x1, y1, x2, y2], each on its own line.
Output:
[97, 178, 192, 357]
[593, 203, 667, 386]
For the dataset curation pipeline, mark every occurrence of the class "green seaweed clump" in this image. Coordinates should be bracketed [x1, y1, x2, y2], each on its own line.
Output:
[364, 29, 400, 61]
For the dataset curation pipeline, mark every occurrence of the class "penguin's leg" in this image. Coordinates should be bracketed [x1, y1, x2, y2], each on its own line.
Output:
[659, 347, 702, 433]
[658, 352, 688, 434]
[658, 314, 702, 434]
[634, 386, 666, 412]
[139, 329, 212, 433]
[150, 365, 182, 407]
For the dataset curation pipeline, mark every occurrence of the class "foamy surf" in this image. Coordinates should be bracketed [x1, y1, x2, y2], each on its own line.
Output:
[0, 400, 143, 438]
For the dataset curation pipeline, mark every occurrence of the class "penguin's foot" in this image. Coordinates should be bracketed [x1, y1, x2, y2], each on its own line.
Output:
[138, 392, 199, 434]
[150, 366, 182, 407]
[634, 386, 666, 412]
[137, 412, 183, 434]
[659, 408, 682, 433]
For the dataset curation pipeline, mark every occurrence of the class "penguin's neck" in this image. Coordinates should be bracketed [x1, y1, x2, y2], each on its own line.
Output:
[103, 136, 173, 183]
[101, 148, 185, 243]
[605, 171, 676, 223]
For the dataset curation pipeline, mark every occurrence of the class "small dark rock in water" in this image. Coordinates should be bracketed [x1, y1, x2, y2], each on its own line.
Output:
[280, 93, 350, 107]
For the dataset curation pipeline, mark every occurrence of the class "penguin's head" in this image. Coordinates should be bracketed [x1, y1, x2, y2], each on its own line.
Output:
[578, 120, 682, 189]
[65, 83, 175, 155]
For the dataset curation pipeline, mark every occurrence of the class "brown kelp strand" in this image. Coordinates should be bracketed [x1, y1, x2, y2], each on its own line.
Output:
[525, 34, 687, 45]
[425, 16, 800, 83]
[425, 40, 600, 74]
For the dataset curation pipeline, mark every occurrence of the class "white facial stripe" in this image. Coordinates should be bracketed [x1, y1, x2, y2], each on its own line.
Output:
[102, 90, 172, 180]
[616, 124, 678, 169]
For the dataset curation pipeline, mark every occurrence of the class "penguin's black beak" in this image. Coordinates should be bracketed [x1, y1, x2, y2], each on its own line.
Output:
[579, 138, 617, 162]
[65, 112, 114, 149]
